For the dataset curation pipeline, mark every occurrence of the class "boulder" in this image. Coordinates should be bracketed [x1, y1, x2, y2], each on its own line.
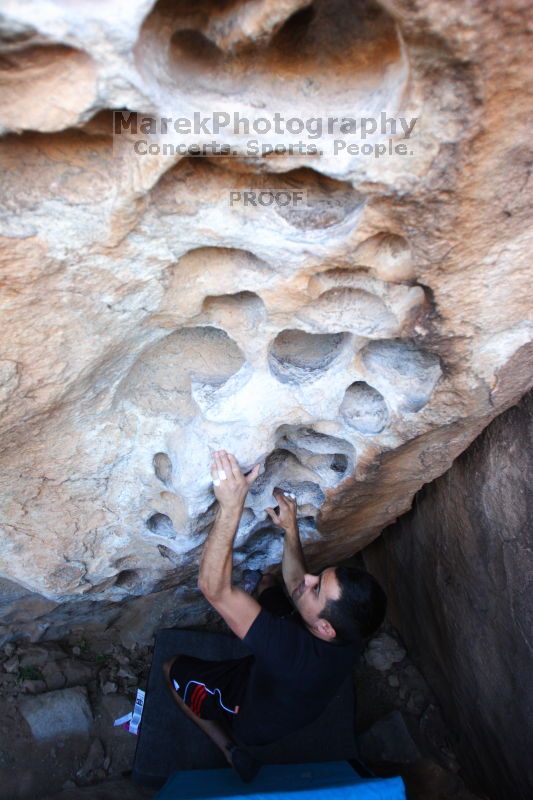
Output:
[358, 710, 421, 764]
[19, 686, 94, 742]
[366, 391, 533, 800]
[0, 0, 530, 640]
[364, 633, 406, 672]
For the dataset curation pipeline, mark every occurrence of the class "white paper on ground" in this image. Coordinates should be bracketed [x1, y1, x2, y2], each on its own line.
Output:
[113, 712, 133, 727]
[129, 688, 145, 735]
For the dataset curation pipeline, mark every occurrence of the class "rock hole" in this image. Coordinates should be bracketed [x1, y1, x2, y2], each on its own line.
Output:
[202, 291, 267, 330]
[353, 233, 414, 282]
[271, 4, 316, 50]
[330, 453, 348, 473]
[170, 29, 223, 69]
[115, 326, 245, 419]
[146, 513, 176, 538]
[360, 340, 442, 413]
[275, 425, 355, 485]
[249, 447, 327, 512]
[153, 452, 173, 485]
[0, 44, 97, 133]
[340, 381, 389, 433]
[271, 168, 365, 230]
[269, 329, 347, 382]
[298, 288, 398, 337]
[135, 0, 407, 122]
[114, 570, 139, 589]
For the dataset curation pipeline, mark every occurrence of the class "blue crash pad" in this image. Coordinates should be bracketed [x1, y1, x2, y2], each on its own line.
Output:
[155, 761, 406, 800]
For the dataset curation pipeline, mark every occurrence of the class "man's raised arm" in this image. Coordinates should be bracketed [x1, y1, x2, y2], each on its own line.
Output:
[266, 489, 307, 597]
[198, 450, 261, 640]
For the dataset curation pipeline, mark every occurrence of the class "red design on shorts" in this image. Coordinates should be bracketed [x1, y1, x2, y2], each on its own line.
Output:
[190, 684, 207, 717]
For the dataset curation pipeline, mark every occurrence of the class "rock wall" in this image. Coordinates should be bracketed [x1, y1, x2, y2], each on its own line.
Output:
[0, 0, 532, 638]
[364, 390, 533, 800]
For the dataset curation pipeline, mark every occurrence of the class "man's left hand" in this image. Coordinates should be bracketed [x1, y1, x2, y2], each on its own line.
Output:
[211, 450, 260, 514]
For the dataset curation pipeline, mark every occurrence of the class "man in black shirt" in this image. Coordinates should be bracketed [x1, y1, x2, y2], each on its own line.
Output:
[163, 450, 386, 782]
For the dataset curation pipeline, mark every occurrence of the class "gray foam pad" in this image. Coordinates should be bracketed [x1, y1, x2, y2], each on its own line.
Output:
[132, 628, 357, 788]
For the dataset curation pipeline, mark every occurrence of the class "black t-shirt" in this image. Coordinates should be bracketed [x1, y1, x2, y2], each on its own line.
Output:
[231, 607, 360, 746]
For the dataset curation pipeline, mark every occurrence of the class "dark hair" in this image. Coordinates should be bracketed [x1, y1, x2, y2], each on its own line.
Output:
[321, 566, 387, 644]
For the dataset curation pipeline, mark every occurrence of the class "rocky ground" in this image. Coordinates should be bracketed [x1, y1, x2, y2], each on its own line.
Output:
[0, 621, 485, 800]
[0, 632, 152, 799]
[353, 624, 485, 800]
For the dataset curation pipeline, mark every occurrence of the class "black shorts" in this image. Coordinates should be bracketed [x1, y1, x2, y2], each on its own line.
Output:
[167, 586, 294, 724]
[169, 653, 253, 724]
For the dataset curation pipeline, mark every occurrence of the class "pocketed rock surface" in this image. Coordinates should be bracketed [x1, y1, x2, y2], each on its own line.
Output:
[0, 0, 531, 637]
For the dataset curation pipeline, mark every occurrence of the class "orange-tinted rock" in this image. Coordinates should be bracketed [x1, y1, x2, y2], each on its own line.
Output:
[0, 0, 530, 635]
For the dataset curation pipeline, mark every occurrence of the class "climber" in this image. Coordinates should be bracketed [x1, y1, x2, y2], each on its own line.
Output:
[163, 450, 386, 782]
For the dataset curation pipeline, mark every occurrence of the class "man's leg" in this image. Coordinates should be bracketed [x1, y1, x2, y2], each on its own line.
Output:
[162, 658, 234, 761]
[162, 658, 260, 782]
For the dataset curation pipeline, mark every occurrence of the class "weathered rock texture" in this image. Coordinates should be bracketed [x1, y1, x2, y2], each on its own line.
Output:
[0, 0, 532, 638]
[365, 391, 533, 800]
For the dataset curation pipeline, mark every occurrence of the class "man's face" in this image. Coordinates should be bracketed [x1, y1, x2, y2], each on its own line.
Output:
[291, 567, 341, 641]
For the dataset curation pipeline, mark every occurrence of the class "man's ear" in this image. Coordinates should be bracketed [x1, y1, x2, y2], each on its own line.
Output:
[316, 617, 336, 640]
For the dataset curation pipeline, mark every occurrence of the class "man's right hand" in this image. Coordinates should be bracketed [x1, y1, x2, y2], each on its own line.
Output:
[211, 450, 260, 516]
[266, 488, 298, 532]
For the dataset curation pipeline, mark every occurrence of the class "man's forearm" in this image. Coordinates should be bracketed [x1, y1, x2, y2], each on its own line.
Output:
[198, 506, 241, 599]
[282, 522, 307, 593]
